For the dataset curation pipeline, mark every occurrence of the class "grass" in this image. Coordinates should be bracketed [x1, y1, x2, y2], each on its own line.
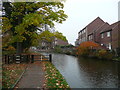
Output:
[113, 57, 120, 61]
[43, 62, 70, 89]
[2, 64, 27, 88]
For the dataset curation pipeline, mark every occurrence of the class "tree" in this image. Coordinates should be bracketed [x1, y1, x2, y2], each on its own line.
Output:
[76, 41, 100, 57]
[2, 17, 12, 49]
[2, 1, 68, 54]
[38, 30, 67, 49]
[53, 31, 67, 41]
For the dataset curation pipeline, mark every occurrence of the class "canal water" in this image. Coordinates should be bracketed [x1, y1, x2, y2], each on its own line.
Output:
[41, 52, 119, 88]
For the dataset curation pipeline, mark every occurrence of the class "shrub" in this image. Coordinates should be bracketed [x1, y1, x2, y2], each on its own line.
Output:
[53, 46, 63, 53]
[96, 49, 113, 60]
[116, 47, 120, 57]
[65, 51, 71, 55]
[76, 41, 100, 57]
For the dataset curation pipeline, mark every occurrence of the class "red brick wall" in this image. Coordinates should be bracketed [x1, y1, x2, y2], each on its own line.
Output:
[76, 17, 119, 50]
[112, 23, 119, 49]
[100, 31, 112, 47]
[94, 23, 109, 43]
[87, 17, 105, 35]
[56, 38, 68, 46]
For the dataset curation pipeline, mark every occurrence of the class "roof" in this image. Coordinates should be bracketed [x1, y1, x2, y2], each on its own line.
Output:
[100, 21, 120, 33]
[86, 17, 105, 28]
[79, 17, 106, 34]
[87, 17, 106, 33]
[95, 22, 110, 33]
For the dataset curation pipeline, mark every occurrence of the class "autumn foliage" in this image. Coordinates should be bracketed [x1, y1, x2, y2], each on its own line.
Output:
[5, 46, 16, 51]
[76, 41, 100, 57]
[2, 64, 27, 88]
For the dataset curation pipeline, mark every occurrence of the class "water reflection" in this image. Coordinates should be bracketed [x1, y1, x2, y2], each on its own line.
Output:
[40, 52, 119, 88]
[77, 58, 119, 88]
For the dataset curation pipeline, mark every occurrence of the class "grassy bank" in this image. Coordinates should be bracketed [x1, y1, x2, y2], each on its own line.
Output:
[113, 57, 120, 61]
[2, 64, 27, 88]
[43, 62, 70, 89]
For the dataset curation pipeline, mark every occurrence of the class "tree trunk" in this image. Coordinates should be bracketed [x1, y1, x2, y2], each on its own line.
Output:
[16, 42, 23, 55]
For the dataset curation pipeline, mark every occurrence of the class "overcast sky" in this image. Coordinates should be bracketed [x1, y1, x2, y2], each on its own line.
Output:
[55, 0, 120, 45]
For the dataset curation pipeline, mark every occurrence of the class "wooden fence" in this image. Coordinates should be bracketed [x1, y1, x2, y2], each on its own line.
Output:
[2, 54, 52, 64]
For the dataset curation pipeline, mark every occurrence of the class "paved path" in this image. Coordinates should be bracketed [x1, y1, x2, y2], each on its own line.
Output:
[16, 62, 45, 88]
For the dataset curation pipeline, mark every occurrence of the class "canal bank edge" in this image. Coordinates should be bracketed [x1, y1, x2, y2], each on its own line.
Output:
[31, 51, 70, 88]
[43, 61, 70, 89]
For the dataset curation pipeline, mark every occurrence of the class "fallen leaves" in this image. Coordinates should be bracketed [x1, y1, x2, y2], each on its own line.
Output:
[2, 64, 27, 88]
[43, 62, 70, 89]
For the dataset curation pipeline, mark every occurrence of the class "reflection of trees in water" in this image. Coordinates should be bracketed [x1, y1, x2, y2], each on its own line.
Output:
[52, 54, 68, 71]
[77, 58, 119, 87]
[48, 53, 119, 88]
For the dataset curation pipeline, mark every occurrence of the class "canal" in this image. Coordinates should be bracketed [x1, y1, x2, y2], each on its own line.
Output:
[41, 52, 119, 88]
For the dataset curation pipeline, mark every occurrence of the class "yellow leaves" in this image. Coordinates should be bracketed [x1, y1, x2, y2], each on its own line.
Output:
[39, 30, 53, 41]
[3, 2, 67, 49]
[2, 17, 12, 33]
[31, 39, 38, 46]
[53, 31, 67, 41]
[43, 62, 70, 88]
[23, 13, 43, 27]
[11, 35, 26, 42]
[5, 46, 16, 51]
[2, 64, 27, 88]
[15, 24, 26, 35]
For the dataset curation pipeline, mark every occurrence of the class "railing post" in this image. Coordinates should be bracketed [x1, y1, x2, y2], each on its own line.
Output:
[26, 55, 29, 63]
[5, 55, 7, 64]
[31, 55, 34, 63]
[49, 54, 52, 63]
[41, 55, 42, 61]
[13, 55, 15, 63]
[8, 55, 10, 64]
[28, 55, 30, 63]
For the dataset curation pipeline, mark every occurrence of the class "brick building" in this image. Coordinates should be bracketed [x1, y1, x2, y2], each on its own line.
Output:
[75, 17, 120, 52]
[39, 37, 69, 50]
[100, 21, 120, 50]
[54, 38, 68, 46]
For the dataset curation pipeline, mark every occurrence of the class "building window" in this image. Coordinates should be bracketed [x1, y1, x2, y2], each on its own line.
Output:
[88, 35, 90, 40]
[79, 32, 81, 36]
[83, 29, 85, 33]
[80, 32, 81, 35]
[91, 35, 93, 40]
[81, 31, 82, 34]
[108, 43, 112, 50]
[88, 35, 93, 40]
[107, 31, 110, 37]
[81, 29, 86, 34]
[101, 33, 104, 38]
[82, 30, 84, 34]
[101, 44, 103, 46]
[83, 37, 86, 41]
[106, 43, 112, 50]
